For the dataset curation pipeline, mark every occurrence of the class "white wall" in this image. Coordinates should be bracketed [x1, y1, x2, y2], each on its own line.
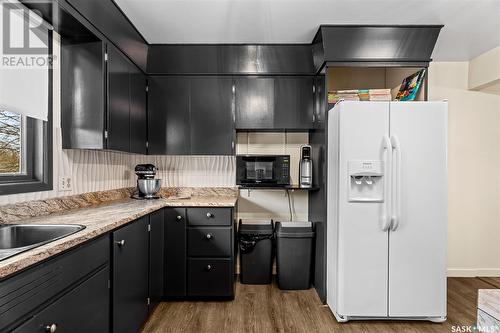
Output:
[429, 61, 500, 276]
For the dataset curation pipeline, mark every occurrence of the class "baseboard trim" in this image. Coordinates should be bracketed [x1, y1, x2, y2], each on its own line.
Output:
[447, 269, 500, 277]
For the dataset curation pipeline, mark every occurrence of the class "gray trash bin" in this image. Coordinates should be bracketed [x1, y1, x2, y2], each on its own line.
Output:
[275, 221, 314, 290]
[238, 220, 274, 284]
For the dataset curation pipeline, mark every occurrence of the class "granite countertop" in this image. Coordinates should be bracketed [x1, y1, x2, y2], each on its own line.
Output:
[0, 194, 237, 279]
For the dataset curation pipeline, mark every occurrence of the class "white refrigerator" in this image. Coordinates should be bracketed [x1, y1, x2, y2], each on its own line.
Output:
[326, 101, 447, 322]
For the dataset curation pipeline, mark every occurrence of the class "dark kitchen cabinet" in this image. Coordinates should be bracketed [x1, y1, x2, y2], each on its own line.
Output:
[61, 41, 148, 153]
[1, 236, 110, 333]
[234, 76, 315, 130]
[275, 77, 315, 129]
[187, 258, 233, 297]
[112, 216, 149, 333]
[235, 77, 275, 130]
[130, 68, 147, 154]
[148, 76, 234, 155]
[12, 267, 110, 333]
[107, 45, 131, 152]
[190, 77, 234, 155]
[149, 209, 164, 309]
[148, 77, 191, 155]
[164, 208, 187, 297]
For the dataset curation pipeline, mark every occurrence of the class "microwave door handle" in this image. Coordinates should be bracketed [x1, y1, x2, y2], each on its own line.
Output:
[381, 135, 392, 231]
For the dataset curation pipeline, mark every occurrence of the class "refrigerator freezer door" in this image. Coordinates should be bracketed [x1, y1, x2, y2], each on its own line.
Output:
[388, 101, 447, 318]
[336, 101, 390, 317]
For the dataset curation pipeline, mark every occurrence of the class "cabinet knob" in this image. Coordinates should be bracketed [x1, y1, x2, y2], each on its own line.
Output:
[205, 233, 213, 240]
[115, 240, 125, 246]
[176, 215, 183, 221]
[205, 264, 212, 271]
[45, 324, 57, 333]
[206, 212, 214, 218]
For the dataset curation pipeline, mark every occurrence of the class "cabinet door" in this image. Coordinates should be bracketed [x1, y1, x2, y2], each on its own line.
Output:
[129, 67, 147, 154]
[149, 210, 165, 309]
[148, 77, 191, 154]
[190, 77, 234, 155]
[275, 77, 314, 129]
[164, 208, 187, 297]
[12, 266, 109, 333]
[235, 77, 274, 130]
[113, 216, 149, 333]
[107, 44, 130, 152]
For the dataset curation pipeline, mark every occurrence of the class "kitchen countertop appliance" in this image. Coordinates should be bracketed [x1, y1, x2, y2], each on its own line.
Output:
[236, 155, 290, 187]
[299, 145, 313, 188]
[133, 164, 161, 199]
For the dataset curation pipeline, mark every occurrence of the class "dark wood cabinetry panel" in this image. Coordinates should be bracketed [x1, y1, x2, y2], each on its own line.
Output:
[164, 208, 187, 297]
[129, 68, 147, 154]
[65, 0, 148, 71]
[190, 77, 234, 155]
[275, 77, 314, 129]
[235, 77, 275, 129]
[61, 40, 106, 149]
[149, 210, 165, 308]
[107, 45, 131, 152]
[148, 77, 191, 155]
[187, 258, 233, 297]
[187, 207, 232, 226]
[188, 227, 232, 257]
[112, 216, 149, 333]
[12, 266, 110, 333]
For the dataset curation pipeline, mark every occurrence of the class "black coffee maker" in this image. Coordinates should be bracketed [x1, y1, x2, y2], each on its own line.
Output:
[133, 164, 161, 199]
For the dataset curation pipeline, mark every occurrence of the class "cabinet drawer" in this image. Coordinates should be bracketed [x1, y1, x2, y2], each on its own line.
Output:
[12, 266, 109, 333]
[187, 259, 233, 297]
[187, 208, 232, 226]
[0, 236, 109, 332]
[188, 227, 231, 257]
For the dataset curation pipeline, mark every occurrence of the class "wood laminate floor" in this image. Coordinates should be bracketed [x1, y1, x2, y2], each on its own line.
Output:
[142, 277, 499, 333]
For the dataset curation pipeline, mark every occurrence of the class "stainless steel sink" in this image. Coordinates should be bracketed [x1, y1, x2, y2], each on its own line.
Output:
[0, 224, 86, 261]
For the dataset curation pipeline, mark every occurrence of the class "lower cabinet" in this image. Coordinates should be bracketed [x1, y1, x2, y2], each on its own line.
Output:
[149, 209, 165, 309]
[12, 266, 110, 333]
[112, 216, 149, 333]
[164, 207, 235, 299]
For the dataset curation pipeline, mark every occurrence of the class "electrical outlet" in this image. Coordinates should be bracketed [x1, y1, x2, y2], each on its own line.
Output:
[59, 176, 72, 192]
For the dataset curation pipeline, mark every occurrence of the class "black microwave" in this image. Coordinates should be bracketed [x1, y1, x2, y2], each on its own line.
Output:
[236, 155, 290, 187]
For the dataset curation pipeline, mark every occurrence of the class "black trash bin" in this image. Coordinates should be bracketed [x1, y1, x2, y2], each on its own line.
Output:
[275, 222, 315, 290]
[238, 220, 274, 284]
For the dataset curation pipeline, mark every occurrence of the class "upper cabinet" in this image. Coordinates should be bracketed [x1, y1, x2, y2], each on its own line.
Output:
[234, 76, 315, 130]
[65, 0, 148, 72]
[148, 76, 234, 155]
[190, 77, 234, 155]
[61, 42, 147, 153]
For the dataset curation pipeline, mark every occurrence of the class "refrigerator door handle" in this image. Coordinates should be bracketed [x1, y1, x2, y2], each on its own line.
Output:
[390, 135, 402, 231]
[381, 135, 392, 231]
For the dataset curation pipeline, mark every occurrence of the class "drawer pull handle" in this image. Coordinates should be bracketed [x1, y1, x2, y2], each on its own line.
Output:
[45, 324, 57, 333]
[115, 240, 125, 246]
[206, 233, 213, 240]
[205, 264, 212, 271]
[176, 215, 183, 221]
[206, 212, 214, 218]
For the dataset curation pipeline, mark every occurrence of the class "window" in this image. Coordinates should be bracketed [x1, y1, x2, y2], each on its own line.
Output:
[0, 4, 53, 195]
[0, 110, 24, 175]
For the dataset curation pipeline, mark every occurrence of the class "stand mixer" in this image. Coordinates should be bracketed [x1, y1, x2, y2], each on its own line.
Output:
[132, 164, 162, 199]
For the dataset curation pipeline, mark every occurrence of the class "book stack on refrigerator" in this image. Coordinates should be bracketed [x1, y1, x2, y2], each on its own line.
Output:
[368, 89, 392, 101]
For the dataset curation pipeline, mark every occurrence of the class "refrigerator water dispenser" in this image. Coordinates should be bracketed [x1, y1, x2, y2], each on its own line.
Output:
[348, 160, 384, 202]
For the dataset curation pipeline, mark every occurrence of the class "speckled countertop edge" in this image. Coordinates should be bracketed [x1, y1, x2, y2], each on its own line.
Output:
[0, 195, 237, 279]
